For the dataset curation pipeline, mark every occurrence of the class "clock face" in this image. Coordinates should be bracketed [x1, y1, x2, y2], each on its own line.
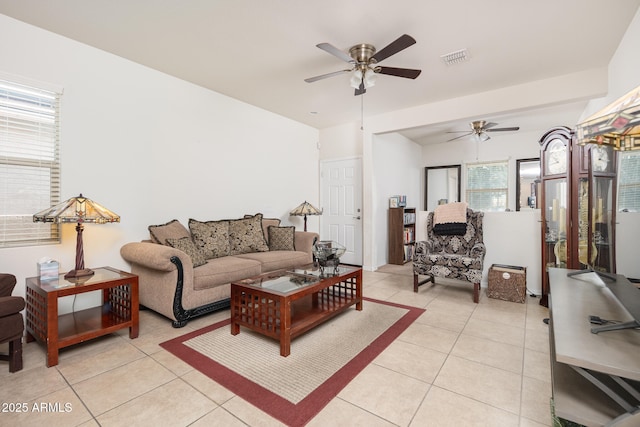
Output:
[592, 145, 612, 172]
[545, 139, 567, 175]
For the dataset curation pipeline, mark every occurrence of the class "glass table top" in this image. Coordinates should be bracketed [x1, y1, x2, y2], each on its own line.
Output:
[32, 267, 134, 291]
[237, 265, 360, 295]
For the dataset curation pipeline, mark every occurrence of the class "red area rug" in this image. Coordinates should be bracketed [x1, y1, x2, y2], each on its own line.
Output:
[160, 297, 424, 426]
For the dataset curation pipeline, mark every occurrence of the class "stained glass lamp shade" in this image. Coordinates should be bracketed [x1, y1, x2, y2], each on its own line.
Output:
[33, 194, 120, 279]
[576, 84, 640, 150]
[290, 201, 322, 231]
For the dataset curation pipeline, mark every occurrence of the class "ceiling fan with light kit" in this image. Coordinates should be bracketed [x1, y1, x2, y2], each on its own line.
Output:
[447, 120, 520, 142]
[304, 34, 422, 95]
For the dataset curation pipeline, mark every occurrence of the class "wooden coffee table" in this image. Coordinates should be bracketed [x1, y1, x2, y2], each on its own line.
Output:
[230, 265, 362, 356]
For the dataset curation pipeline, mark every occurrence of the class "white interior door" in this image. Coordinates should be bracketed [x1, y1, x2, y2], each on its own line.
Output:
[320, 158, 363, 265]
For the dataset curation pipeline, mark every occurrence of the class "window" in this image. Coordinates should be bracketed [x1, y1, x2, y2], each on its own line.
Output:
[0, 78, 61, 247]
[618, 151, 640, 212]
[466, 161, 508, 211]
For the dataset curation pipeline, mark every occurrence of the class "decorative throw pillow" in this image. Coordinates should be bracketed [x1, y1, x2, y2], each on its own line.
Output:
[244, 214, 281, 245]
[148, 219, 190, 245]
[229, 213, 269, 255]
[165, 237, 207, 267]
[189, 219, 230, 259]
[268, 226, 296, 251]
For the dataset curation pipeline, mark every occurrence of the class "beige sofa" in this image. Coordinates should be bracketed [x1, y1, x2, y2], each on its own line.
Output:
[120, 214, 318, 327]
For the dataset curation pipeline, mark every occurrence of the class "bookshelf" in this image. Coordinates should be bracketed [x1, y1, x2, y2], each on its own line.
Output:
[388, 207, 416, 265]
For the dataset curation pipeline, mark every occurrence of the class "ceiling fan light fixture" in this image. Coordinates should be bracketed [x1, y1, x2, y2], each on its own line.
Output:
[305, 34, 421, 96]
[475, 132, 490, 142]
[349, 69, 363, 89]
[441, 48, 469, 65]
[363, 69, 377, 88]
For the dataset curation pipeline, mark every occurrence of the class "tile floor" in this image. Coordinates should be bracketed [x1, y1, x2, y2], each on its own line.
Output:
[0, 265, 553, 427]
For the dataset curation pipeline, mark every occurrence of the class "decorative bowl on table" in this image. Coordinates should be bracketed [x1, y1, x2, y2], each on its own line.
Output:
[312, 240, 346, 275]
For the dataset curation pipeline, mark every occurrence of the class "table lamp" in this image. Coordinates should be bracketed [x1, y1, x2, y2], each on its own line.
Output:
[33, 193, 120, 279]
[290, 201, 322, 231]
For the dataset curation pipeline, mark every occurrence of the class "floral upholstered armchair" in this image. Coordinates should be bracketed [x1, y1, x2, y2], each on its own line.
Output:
[413, 208, 486, 303]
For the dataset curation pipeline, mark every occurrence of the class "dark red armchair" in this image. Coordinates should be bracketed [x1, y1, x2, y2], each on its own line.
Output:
[0, 274, 25, 372]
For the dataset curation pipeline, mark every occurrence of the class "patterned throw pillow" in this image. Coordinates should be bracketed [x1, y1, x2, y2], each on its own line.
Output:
[229, 213, 269, 255]
[166, 237, 207, 267]
[268, 226, 295, 251]
[244, 214, 281, 245]
[148, 219, 190, 245]
[189, 219, 230, 259]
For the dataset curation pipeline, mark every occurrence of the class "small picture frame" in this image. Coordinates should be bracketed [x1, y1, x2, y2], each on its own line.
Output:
[389, 196, 399, 208]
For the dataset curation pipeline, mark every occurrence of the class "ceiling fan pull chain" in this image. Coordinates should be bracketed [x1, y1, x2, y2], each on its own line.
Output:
[360, 93, 364, 130]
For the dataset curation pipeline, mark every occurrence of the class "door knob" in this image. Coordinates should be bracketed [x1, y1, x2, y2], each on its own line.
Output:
[353, 216, 361, 220]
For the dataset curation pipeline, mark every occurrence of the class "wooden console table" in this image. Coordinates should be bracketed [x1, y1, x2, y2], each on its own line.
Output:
[25, 267, 139, 367]
[548, 268, 640, 426]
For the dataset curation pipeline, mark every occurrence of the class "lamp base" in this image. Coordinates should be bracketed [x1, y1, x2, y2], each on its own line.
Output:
[64, 268, 95, 279]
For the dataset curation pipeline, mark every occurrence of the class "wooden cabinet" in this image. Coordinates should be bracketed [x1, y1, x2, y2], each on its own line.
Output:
[388, 207, 416, 265]
[539, 127, 617, 306]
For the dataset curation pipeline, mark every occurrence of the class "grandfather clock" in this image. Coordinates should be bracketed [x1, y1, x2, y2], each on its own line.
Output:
[578, 144, 617, 274]
[539, 127, 618, 307]
[539, 126, 573, 307]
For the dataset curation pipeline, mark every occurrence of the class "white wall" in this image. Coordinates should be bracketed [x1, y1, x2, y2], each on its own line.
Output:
[372, 133, 422, 268]
[319, 122, 362, 160]
[0, 15, 319, 302]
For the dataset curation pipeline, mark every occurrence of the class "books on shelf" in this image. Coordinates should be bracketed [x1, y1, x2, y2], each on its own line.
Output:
[403, 227, 415, 244]
[404, 244, 414, 262]
[403, 211, 416, 225]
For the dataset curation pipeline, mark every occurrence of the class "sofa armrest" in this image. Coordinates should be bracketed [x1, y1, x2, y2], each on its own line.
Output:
[0, 273, 17, 298]
[470, 242, 486, 260]
[414, 240, 434, 255]
[294, 231, 319, 255]
[120, 242, 193, 272]
[0, 296, 25, 317]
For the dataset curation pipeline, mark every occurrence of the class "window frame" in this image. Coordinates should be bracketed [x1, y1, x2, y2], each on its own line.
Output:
[0, 77, 62, 248]
[465, 160, 509, 212]
[617, 150, 640, 212]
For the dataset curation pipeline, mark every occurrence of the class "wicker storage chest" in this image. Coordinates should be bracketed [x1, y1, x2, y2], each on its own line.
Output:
[487, 264, 526, 303]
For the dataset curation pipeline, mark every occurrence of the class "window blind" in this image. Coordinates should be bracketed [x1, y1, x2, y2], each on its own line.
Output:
[618, 151, 640, 212]
[0, 79, 61, 247]
[466, 161, 508, 211]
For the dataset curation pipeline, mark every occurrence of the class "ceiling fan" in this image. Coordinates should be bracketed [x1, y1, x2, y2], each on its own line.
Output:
[446, 120, 520, 142]
[304, 34, 422, 96]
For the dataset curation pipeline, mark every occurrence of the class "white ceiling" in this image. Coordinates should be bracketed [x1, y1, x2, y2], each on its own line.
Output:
[1, 0, 639, 143]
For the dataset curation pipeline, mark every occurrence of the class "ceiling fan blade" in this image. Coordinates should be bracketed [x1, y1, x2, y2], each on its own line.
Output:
[377, 66, 422, 79]
[354, 81, 366, 96]
[304, 69, 351, 83]
[371, 34, 416, 63]
[486, 126, 520, 132]
[482, 122, 499, 130]
[447, 132, 473, 142]
[316, 43, 354, 63]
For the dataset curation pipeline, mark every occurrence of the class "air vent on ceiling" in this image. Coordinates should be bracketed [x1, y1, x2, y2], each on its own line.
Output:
[441, 48, 469, 65]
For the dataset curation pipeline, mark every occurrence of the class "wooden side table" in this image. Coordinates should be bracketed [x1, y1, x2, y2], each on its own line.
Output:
[25, 266, 139, 367]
